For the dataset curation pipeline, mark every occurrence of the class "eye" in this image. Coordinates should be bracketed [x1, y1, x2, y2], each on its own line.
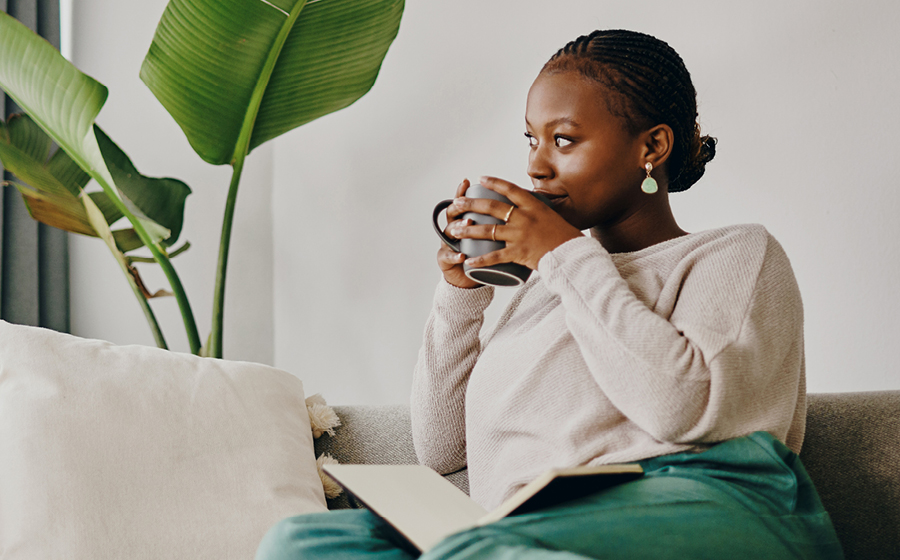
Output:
[524, 132, 538, 148]
[554, 135, 573, 148]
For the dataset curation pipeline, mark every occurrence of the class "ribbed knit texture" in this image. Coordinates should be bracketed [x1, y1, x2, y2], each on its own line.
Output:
[411, 224, 806, 511]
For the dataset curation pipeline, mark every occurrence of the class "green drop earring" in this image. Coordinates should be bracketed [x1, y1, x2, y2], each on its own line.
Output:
[641, 162, 659, 194]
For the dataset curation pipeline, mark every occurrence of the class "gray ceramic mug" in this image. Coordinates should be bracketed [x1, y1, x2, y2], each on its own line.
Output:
[432, 184, 550, 287]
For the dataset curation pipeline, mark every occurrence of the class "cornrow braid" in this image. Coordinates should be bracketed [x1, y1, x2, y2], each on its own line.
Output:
[543, 30, 716, 192]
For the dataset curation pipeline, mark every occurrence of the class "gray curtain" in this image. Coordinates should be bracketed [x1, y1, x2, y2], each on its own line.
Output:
[1, 0, 69, 332]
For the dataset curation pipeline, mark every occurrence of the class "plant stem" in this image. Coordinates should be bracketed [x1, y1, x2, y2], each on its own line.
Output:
[148, 244, 201, 352]
[122, 262, 168, 349]
[92, 173, 202, 354]
[208, 156, 245, 359]
[81, 188, 172, 349]
[207, 0, 309, 359]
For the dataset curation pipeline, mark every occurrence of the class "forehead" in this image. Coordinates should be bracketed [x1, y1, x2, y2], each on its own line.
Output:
[525, 71, 619, 129]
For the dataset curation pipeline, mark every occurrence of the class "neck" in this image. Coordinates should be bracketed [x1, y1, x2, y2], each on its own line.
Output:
[589, 196, 688, 254]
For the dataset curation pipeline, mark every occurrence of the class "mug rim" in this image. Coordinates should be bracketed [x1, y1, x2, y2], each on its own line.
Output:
[464, 267, 525, 287]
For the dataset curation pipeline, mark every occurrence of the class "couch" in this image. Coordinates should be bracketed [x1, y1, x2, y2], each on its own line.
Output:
[1, 320, 896, 558]
[315, 391, 900, 560]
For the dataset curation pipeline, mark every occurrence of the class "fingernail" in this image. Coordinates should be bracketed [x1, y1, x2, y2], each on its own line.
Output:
[479, 176, 490, 184]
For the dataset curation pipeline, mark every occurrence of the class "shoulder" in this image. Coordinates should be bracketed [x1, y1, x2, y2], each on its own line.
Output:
[701, 224, 795, 279]
[609, 224, 789, 288]
[667, 224, 798, 323]
[682, 224, 802, 321]
[690, 223, 770, 256]
[678, 224, 792, 278]
[632, 225, 802, 348]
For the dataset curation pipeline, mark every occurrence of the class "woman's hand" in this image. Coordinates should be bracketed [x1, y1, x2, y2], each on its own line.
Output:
[451, 176, 583, 271]
[437, 179, 482, 289]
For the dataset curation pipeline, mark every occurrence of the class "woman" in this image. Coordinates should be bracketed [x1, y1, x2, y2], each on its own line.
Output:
[257, 29, 843, 559]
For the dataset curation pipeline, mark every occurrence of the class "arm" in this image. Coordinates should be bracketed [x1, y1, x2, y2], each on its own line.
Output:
[410, 280, 494, 473]
[538, 229, 804, 445]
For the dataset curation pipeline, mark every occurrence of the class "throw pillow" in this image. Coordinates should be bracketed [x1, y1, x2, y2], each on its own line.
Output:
[0, 321, 327, 559]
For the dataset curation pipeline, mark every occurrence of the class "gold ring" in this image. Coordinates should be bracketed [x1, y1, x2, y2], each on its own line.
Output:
[491, 224, 498, 242]
[504, 206, 515, 222]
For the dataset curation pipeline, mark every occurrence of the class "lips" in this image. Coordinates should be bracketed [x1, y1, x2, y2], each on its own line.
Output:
[533, 190, 567, 207]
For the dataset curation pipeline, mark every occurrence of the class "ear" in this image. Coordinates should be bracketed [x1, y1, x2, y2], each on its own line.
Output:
[640, 124, 674, 172]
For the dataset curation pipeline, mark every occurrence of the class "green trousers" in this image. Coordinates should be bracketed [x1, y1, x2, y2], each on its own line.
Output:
[256, 432, 844, 559]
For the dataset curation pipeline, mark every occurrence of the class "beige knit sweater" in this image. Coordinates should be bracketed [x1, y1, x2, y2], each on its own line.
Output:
[410, 224, 806, 511]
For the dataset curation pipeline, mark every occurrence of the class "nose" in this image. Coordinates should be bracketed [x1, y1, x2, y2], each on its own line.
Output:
[527, 145, 554, 181]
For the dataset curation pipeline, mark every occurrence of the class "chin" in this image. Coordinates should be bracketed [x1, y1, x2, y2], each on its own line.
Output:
[556, 209, 585, 231]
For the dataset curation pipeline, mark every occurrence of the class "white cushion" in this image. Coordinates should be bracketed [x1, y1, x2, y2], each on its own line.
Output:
[0, 321, 327, 559]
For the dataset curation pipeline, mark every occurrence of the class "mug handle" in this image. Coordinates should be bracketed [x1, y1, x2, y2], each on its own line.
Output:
[432, 199, 461, 252]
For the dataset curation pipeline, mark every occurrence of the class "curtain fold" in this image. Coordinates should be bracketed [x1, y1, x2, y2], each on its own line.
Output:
[0, 0, 69, 332]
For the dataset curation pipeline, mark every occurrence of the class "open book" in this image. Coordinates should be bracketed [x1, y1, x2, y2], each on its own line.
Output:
[323, 462, 643, 553]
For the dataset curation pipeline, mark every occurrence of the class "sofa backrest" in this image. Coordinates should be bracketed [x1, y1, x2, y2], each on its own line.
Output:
[315, 405, 469, 510]
[320, 392, 900, 559]
[800, 391, 900, 560]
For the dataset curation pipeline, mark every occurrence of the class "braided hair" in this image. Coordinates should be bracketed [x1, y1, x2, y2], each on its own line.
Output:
[542, 30, 716, 192]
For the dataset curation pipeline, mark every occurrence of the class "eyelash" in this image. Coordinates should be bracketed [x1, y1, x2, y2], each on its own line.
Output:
[524, 133, 573, 148]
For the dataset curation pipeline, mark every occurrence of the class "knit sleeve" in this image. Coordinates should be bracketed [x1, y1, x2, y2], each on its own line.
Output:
[410, 280, 494, 473]
[537, 230, 805, 447]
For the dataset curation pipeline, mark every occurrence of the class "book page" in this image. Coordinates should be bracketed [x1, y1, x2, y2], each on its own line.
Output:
[323, 464, 487, 552]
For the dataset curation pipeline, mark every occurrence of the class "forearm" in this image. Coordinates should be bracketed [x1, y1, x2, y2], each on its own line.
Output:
[540, 239, 709, 439]
[410, 280, 494, 472]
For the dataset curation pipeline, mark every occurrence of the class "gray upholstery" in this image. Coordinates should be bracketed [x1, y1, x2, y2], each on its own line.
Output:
[314, 405, 468, 510]
[800, 391, 900, 560]
[316, 392, 900, 559]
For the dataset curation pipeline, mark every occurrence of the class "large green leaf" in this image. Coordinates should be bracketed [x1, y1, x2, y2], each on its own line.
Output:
[0, 11, 200, 352]
[0, 118, 129, 247]
[0, 115, 89, 197]
[140, 0, 404, 165]
[0, 12, 107, 168]
[95, 127, 191, 246]
[0, 115, 132, 256]
[0, 114, 96, 236]
[0, 11, 176, 248]
[0, 12, 111, 189]
[0, 114, 191, 252]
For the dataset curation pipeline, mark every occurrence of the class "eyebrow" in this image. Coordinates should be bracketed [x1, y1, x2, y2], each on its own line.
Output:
[525, 117, 582, 129]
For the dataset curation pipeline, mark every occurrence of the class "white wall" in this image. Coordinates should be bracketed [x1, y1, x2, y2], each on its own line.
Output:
[68, 0, 274, 364]
[66, 1, 900, 405]
[272, 0, 900, 403]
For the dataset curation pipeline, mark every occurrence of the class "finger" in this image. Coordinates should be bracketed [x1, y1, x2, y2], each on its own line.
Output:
[438, 246, 466, 270]
[451, 223, 499, 241]
[446, 202, 469, 221]
[451, 196, 512, 221]
[455, 178, 470, 198]
[464, 248, 519, 269]
[479, 176, 541, 209]
[444, 218, 473, 240]
[441, 179, 472, 222]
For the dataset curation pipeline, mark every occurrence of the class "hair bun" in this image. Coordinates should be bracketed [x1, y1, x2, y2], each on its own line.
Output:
[699, 135, 717, 165]
[669, 132, 716, 192]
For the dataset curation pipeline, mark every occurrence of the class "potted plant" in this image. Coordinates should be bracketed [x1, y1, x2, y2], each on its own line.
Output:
[0, 0, 404, 357]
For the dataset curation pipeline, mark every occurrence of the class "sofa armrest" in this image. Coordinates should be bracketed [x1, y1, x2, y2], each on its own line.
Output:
[313, 405, 468, 509]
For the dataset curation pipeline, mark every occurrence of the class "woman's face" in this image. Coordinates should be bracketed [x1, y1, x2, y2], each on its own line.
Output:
[525, 70, 647, 232]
